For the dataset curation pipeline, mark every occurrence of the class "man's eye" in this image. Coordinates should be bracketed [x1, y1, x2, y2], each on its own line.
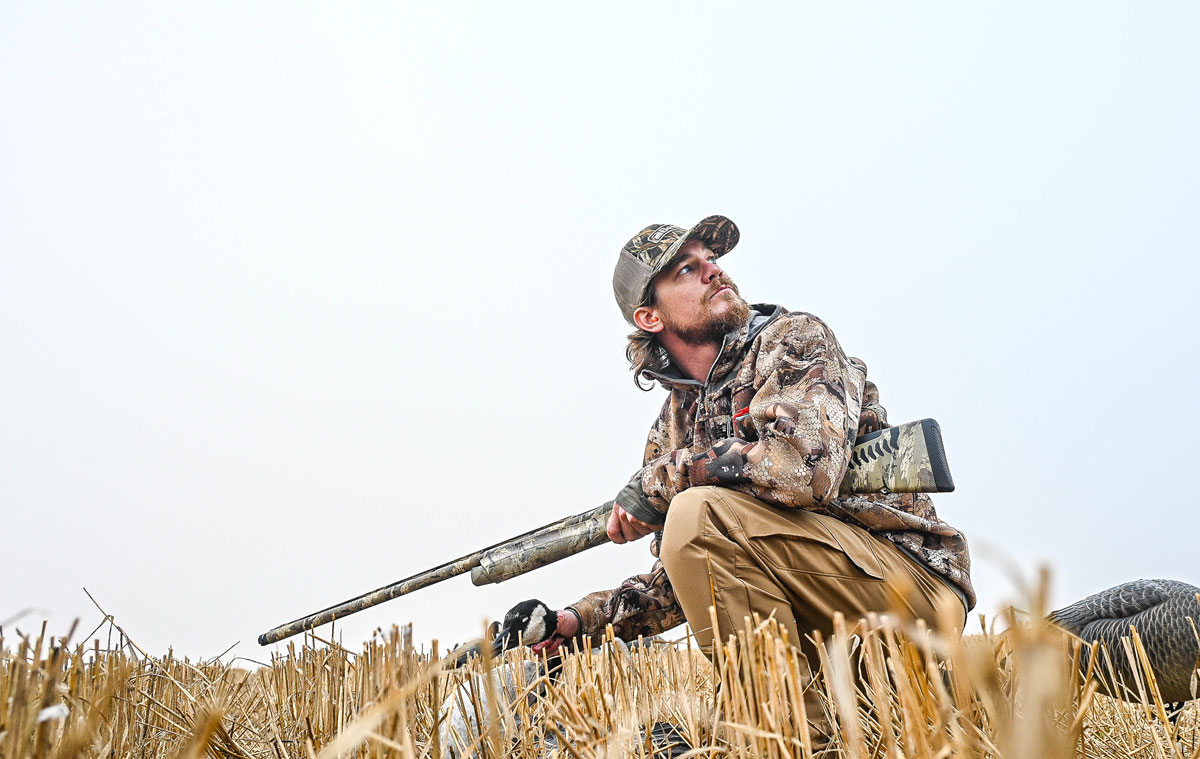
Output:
[678, 265, 692, 275]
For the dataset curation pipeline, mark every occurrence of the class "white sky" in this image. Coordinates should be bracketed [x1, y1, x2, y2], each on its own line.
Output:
[2, 3, 1197, 662]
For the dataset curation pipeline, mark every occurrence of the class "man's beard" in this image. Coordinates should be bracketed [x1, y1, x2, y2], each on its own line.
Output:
[663, 281, 752, 346]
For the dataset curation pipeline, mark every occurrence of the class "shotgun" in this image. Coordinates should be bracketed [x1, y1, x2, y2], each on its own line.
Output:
[257, 418, 953, 645]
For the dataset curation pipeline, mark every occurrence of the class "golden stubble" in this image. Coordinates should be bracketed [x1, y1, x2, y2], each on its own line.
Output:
[2, 575, 1197, 758]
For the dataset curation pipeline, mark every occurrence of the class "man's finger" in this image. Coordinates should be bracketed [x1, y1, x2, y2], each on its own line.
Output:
[607, 510, 626, 544]
[616, 502, 662, 531]
[624, 509, 643, 540]
[621, 517, 639, 542]
[628, 513, 660, 530]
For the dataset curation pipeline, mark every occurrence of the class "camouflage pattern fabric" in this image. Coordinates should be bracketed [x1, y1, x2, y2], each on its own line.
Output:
[569, 562, 687, 644]
[568, 305, 974, 641]
[620, 217, 740, 271]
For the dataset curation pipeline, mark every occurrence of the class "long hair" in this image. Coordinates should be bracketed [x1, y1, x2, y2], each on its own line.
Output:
[624, 285, 670, 391]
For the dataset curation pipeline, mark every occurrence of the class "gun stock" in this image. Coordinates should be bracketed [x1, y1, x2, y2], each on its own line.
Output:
[841, 417, 954, 495]
[258, 418, 953, 645]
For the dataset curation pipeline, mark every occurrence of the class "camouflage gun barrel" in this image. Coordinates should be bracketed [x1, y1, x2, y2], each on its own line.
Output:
[256, 512, 588, 645]
[258, 418, 953, 645]
[469, 418, 954, 587]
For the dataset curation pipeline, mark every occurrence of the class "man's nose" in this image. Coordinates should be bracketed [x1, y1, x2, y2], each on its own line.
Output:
[701, 259, 723, 282]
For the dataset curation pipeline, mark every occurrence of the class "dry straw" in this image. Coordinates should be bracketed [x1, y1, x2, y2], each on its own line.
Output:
[2, 580, 1197, 758]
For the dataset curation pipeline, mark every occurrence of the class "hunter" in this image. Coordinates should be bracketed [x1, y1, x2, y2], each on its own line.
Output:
[531, 215, 974, 669]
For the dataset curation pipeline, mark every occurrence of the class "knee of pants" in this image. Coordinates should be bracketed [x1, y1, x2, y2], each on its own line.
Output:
[660, 487, 724, 575]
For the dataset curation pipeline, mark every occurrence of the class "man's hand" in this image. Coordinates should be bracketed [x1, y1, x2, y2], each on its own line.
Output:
[530, 609, 581, 657]
[607, 503, 662, 544]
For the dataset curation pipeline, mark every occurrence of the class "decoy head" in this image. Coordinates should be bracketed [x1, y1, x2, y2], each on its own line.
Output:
[490, 599, 557, 657]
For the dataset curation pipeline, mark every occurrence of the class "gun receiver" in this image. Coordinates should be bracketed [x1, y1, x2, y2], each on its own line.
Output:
[257, 418, 953, 645]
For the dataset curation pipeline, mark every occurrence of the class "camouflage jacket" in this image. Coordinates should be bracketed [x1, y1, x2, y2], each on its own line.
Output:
[568, 304, 974, 641]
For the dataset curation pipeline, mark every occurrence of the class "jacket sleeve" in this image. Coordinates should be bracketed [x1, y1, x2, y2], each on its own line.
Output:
[606, 400, 679, 526]
[566, 559, 686, 642]
[640, 315, 866, 513]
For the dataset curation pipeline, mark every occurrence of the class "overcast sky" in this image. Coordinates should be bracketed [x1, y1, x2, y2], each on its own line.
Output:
[3, 3, 1197, 661]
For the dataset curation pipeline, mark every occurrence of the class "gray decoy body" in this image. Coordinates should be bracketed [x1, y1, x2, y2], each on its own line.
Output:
[437, 660, 554, 758]
[1047, 579, 1200, 704]
[438, 637, 637, 758]
[440, 598, 686, 757]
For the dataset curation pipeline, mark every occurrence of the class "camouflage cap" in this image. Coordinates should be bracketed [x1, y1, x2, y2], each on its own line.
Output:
[612, 215, 740, 325]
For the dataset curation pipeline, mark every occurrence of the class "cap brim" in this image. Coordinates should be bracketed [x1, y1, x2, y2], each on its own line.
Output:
[685, 215, 740, 258]
[649, 215, 741, 278]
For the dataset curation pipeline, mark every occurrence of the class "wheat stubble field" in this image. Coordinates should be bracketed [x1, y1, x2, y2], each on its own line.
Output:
[3, 584, 1197, 759]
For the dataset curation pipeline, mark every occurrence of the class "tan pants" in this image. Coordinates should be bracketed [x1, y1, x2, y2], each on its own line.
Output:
[659, 486, 966, 662]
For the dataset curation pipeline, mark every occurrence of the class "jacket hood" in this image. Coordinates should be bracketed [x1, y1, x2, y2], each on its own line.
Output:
[641, 303, 784, 390]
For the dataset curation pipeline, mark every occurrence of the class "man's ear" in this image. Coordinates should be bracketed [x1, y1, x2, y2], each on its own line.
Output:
[633, 305, 665, 334]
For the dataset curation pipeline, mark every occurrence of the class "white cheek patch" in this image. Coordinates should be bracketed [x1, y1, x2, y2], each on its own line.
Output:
[527, 618, 546, 642]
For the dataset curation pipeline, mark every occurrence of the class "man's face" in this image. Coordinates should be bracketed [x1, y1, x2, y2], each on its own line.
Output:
[642, 239, 750, 345]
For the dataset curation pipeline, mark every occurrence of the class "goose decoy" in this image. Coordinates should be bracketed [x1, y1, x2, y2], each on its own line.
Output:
[449, 599, 559, 668]
[1047, 579, 1200, 708]
[438, 600, 568, 757]
[491, 599, 559, 655]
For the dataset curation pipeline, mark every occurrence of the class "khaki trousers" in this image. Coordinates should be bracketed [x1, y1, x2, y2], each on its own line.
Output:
[659, 486, 966, 662]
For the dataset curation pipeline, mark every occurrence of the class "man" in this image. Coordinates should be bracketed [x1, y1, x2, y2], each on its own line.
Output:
[531, 215, 973, 669]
